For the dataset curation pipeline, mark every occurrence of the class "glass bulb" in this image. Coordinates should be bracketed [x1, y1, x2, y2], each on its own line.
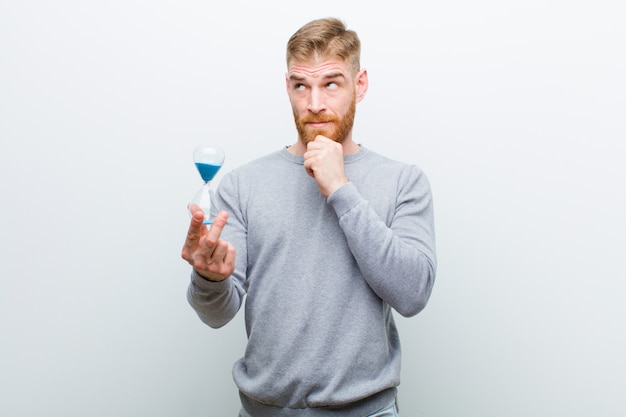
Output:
[189, 146, 225, 225]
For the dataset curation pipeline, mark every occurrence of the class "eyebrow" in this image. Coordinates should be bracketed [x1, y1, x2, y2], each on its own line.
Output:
[323, 72, 346, 81]
[289, 72, 346, 82]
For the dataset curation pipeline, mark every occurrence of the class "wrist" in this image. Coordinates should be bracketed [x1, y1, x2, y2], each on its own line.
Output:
[326, 178, 349, 198]
[195, 269, 227, 282]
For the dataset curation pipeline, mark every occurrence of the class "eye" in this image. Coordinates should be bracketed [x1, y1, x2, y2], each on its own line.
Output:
[294, 83, 306, 91]
[326, 82, 338, 90]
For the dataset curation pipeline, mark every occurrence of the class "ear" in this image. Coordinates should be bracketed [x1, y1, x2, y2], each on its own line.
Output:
[355, 69, 368, 103]
[285, 73, 291, 95]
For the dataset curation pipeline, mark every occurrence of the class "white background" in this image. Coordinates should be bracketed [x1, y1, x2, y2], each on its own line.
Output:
[1, 1, 624, 416]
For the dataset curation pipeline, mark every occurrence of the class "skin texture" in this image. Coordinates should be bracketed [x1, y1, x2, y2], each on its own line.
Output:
[182, 206, 236, 281]
[181, 57, 368, 281]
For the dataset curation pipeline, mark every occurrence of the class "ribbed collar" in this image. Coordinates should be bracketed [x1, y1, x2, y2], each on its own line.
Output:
[279, 145, 368, 165]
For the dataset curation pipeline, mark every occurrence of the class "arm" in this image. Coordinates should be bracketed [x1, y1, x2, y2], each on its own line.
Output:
[304, 137, 436, 316]
[187, 270, 246, 329]
[183, 175, 247, 328]
[328, 166, 437, 317]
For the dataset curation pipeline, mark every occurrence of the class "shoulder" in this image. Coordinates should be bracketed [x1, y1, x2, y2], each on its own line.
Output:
[223, 149, 283, 176]
[355, 147, 433, 202]
[218, 148, 300, 189]
[238, 149, 286, 170]
[359, 146, 428, 178]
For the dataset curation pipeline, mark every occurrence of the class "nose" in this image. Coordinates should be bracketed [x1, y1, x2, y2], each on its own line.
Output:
[307, 87, 326, 114]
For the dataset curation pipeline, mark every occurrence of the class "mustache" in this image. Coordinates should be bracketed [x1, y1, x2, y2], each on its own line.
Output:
[301, 115, 338, 124]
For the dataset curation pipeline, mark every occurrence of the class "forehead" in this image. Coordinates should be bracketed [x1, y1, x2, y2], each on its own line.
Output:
[287, 57, 351, 80]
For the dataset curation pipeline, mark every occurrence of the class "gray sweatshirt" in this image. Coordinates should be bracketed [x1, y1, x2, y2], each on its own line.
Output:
[188, 146, 436, 417]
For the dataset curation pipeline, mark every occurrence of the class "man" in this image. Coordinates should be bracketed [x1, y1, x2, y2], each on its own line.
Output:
[182, 17, 436, 417]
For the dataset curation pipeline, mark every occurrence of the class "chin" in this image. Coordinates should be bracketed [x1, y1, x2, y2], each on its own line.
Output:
[304, 129, 341, 144]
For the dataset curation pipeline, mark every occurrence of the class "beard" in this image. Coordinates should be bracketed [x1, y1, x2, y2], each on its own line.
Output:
[293, 94, 356, 145]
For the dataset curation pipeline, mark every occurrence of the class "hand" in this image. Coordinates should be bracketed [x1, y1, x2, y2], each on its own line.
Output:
[181, 206, 236, 281]
[303, 135, 349, 197]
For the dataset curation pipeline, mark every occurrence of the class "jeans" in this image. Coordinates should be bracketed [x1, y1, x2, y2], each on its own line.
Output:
[237, 399, 399, 417]
[367, 399, 399, 416]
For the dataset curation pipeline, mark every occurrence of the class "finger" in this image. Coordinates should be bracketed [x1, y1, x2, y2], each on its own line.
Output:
[188, 203, 202, 213]
[211, 241, 237, 278]
[186, 208, 206, 243]
[314, 134, 331, 143]
[303, 159, 315, 178]
[306, 143, 322, 154]
[182, 208, 207, 261]
[206, 211, 229, 243]
[210, 240, 230, 265]
[222, 242, 237, 275]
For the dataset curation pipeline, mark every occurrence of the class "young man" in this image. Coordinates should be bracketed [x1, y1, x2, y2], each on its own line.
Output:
[182, 17, 436, 417]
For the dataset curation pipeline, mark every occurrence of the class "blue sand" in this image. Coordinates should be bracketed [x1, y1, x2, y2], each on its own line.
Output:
[195, 162, 222, 182]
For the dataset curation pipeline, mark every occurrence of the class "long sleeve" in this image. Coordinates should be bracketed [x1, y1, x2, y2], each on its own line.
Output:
[327, 164, 436, 317]
[187, 272, 245, 328]
[186, 171, 248, 328]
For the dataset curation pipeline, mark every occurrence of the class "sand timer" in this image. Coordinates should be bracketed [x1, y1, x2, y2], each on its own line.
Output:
[189, 146, 225, 225]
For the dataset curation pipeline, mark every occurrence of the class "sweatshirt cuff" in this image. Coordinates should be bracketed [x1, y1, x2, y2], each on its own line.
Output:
[191, 269, 232, 292]
[327, 181, 364, 218]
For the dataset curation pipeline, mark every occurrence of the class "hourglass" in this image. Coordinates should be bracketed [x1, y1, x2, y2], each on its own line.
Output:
[189, 146, 225, 225]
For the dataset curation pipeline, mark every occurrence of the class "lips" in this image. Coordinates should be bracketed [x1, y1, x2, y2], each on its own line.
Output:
[304, 117, 336, 126]
[307, 121, 331, 128]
